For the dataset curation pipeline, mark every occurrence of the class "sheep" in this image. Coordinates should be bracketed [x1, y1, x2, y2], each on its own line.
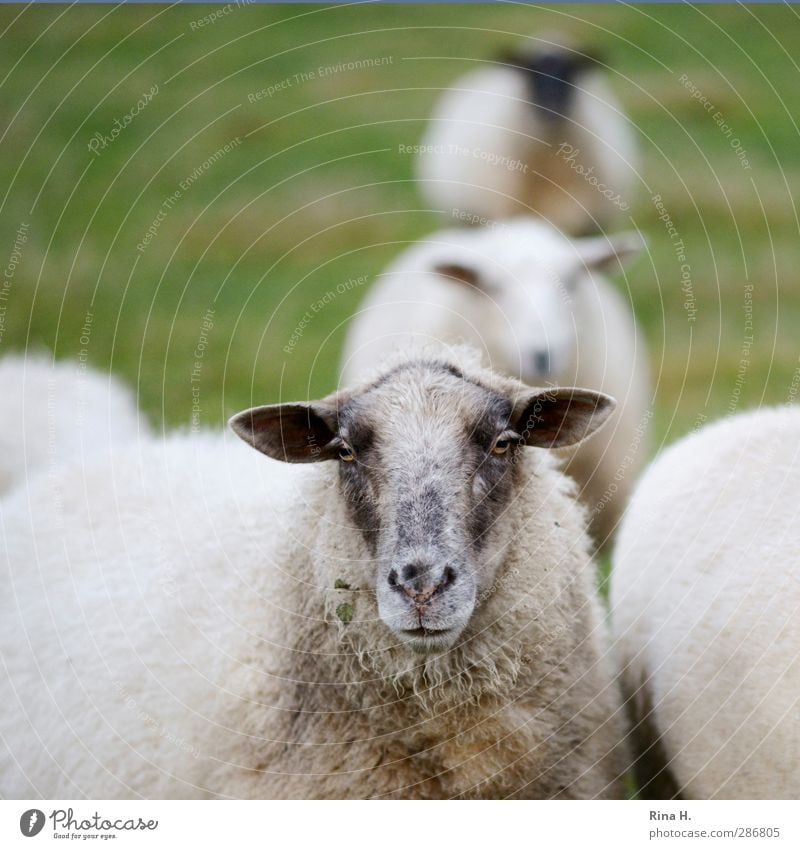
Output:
[0, 352, 148, 495]
[416, 36, 639, 234]
[340, 218, 651, 546]
[0, 350, 628, 799]
[611, 405, 800, 799]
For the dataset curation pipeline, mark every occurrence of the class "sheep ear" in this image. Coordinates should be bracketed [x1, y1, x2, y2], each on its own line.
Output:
[576, 231, 645, 273]
[511, 387, 616, 449]
[229, 402, 340, 463]
[432, 261, 483, 290]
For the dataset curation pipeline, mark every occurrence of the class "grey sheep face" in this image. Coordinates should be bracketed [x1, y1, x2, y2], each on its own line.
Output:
[231, 359, 614, 655]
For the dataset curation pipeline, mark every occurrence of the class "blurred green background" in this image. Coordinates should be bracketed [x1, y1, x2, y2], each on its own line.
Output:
[1, 2, 799, 453]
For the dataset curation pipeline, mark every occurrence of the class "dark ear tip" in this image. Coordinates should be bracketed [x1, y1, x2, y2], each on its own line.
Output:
[573, 388, 617, 415]
[575, 391, 617, 438]
[595, 390, 617, 411]
[595, 391, 618, 422]
[432, 262, 481, 288]
[228, 409, 256, 441]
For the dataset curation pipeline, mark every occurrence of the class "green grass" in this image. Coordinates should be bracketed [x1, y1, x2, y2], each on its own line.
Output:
[1, 2, 799, 453]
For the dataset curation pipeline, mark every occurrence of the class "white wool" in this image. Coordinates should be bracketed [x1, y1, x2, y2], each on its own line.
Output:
[416, 61, 639, 234]
[0, 430, 307, 798]
[0, 353, 148, 495]
[611, 406, 800, 799]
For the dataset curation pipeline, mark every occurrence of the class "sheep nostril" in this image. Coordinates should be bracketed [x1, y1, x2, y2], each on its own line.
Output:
[401, 562, 421, 582]
[391, 562, 457, 603]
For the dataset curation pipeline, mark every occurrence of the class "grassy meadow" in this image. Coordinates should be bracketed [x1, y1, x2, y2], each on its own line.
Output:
[1, 2, 799, 456]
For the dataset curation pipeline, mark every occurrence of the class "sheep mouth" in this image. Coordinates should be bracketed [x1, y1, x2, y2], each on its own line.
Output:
[400, 627, 451, 638]
[397, 625, 460, 654]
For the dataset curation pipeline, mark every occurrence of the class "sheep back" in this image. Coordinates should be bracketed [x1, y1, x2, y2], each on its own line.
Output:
[611, 406, 800, 798]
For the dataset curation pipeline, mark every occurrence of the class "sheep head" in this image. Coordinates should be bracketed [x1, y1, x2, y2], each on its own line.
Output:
[230, 358, 614, 655]
[427, 221, 644, 383]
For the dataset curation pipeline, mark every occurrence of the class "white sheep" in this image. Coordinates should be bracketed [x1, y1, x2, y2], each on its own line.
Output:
[341, 218, 651, 545]
[0, 351, 628, 799]
[611, 405, 800, 799]
[0, 352, 148, 495]
[416, 36, 639, 234]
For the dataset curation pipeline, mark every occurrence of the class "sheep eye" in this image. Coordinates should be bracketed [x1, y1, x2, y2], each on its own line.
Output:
[491, 439, 510, 456]
[339, 446, 356, 462]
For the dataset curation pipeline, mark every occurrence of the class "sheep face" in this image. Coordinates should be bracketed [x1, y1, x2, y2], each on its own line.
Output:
[429, 223, 643, 385]
[230, 359, 614, 654]
[434, 257, 576, 383]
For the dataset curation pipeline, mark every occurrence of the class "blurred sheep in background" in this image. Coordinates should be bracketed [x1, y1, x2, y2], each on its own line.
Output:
[0, 353, 148, 496]
[416, 34, 639, 235]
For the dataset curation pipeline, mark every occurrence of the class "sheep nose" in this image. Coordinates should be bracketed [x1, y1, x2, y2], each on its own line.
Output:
[388, 561, 457, 605]
[532, 349, 551, 375]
